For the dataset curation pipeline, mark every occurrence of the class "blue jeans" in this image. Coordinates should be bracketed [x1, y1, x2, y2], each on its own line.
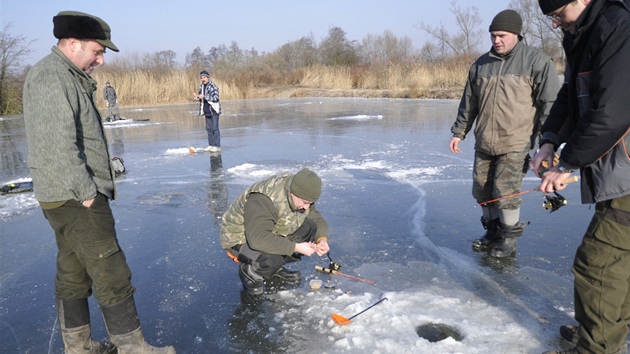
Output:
[205, 114, 220, 147]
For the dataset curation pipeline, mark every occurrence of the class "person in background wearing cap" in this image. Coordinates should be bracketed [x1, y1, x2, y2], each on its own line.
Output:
[194, 70, 222, 152]
[449, 9, 561, 258]
[103, 80, 120, 121]
[220, 168, 330, 295]
[22, 11, 175, 354]
[530, 0, 630, 353]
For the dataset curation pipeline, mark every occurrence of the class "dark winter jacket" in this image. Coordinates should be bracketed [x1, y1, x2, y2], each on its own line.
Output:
[452, 39, 560, 155]
[540, 0, 630, 203]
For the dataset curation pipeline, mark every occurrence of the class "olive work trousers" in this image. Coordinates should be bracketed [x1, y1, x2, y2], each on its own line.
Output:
[574, 194, 630, 353]
[42, 193, 135, 305]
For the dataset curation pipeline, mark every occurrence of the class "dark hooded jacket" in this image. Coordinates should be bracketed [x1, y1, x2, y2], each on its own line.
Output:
[540, 0, 630, 203]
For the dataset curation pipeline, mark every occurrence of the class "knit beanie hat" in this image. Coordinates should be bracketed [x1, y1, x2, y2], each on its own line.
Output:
[489, 9, 523, 34]
[538, 0, 572, 14]
[290, 168, 322, 202]
[200, 71, 210, 78]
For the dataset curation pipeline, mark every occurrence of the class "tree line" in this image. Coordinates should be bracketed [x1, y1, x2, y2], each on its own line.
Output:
[0, 0, 562, 116]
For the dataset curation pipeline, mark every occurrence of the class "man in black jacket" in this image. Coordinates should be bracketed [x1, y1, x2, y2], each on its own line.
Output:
[532, 0, 630, 353]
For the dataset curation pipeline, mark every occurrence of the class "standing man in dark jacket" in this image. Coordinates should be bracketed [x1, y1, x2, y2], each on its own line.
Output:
[449, 9, 561, 258]
[23, 11, 175, 354]
[103, 81, 120, 121]
[532, 0, 630, 353]
[195, 70, 222, 152]
[220, 168, 330, 295]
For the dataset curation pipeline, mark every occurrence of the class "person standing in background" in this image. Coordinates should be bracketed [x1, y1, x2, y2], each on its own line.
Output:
[532, 0, 630, 353]
[195, 70, 222, 152]
[449, 9, 560, 258]
[22, 10, 175, 354]
[103, 81, 120, 121]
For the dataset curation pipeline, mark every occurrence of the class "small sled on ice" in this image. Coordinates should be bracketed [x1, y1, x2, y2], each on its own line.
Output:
[1, 180, 34, 195]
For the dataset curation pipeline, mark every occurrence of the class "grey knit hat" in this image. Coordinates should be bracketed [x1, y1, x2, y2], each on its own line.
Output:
[53, 11, 119, 52]
[290, 168, 322, 202]
[538, 0, 573, 14]
[489, 9, 523, 34]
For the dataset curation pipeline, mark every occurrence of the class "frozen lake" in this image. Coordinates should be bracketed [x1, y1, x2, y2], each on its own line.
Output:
[1, 98, 592, 353]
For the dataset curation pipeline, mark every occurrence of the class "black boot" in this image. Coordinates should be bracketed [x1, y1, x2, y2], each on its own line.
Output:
[490, 221, 527, 258]
[101, 296, 175, 354]
[272, 267, 301, 284]
[56, 298, 114, 354]
[472, 217, 500, 249]
[560, 324, 579, 344]
[238, 263, 264, 295]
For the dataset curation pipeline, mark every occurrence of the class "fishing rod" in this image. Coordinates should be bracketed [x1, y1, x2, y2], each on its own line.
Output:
[315, 265, 376, 284]
[477, 175, 578, 208]
[331, 297, 388, 325]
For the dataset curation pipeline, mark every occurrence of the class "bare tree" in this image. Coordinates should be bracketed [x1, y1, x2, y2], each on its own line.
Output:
[0, 23, 34, 115]
[319, 26, 359, 66]
[273, 35, 319, 71]
[359, 30, 416, 66]
[417, 1, 483, 60]
[186, 46, 209, 71]
[509, 0, 563, 62]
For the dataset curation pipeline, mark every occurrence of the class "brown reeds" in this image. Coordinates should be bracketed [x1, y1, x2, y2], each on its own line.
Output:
[91, 61, 469, 109]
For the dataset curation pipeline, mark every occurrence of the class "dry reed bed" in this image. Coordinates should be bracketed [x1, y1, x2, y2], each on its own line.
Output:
[92, 63, 468, 108]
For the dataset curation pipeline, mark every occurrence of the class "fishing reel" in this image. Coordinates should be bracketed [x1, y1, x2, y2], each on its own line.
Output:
[327, 252, 342, 271]
[543, 191, 568, 213]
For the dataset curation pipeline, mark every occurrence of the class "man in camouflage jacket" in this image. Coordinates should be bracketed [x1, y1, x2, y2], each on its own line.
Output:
[221, 168, 330, 295]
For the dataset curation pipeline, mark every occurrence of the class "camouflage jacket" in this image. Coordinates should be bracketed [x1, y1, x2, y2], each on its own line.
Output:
[220, 173, 329, 255]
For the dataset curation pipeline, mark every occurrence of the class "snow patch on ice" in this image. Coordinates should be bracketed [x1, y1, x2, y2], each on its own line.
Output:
[328, 115, 383, 121]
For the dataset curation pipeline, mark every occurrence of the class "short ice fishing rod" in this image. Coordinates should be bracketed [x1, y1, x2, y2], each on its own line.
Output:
[477, 175, 578, 208]
[315, 266, 376, 284]
[331, 297, 388, 325]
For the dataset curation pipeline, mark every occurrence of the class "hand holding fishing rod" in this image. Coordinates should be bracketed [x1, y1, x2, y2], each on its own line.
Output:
[477, 175, 578, 207]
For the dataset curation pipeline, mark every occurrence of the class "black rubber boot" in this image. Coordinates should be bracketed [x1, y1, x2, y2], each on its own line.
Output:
[472, 217, 500, 249]
[101, 296, 175, 354]
[238, 263, 264, 295]
[272, 267, 301, 284]
[560, 324, 579, 344]
[57, 298, 114, 354]
[490, 221, 527, 258]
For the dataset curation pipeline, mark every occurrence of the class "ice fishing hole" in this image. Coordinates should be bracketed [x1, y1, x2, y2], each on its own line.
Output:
[415, 323, 463, 342]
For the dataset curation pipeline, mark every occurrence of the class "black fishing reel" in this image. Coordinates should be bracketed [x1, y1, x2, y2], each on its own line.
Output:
[543, 192, 568, 213]
[327, 252, 342, 271]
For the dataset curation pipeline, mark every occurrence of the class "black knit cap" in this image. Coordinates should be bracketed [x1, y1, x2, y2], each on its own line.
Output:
[538, 0, 573, 14]
[290, 168, 322, 202]
[53, 11, 119, 52]
[489, 9, 523, 35]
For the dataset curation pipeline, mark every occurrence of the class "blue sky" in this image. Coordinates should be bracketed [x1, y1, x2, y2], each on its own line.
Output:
[2, 0, 508, 66]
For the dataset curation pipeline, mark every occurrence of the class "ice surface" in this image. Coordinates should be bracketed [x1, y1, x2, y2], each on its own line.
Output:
[0, 98, 592, 353]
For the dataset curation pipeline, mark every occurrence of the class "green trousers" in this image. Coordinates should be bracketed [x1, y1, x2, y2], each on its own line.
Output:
[42, 193, 135, 305]
[574, 194, 630, 353]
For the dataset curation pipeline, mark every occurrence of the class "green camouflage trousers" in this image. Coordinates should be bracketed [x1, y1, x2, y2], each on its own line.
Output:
[472, 150, 529, 209]
[573, 193, 630, 353]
